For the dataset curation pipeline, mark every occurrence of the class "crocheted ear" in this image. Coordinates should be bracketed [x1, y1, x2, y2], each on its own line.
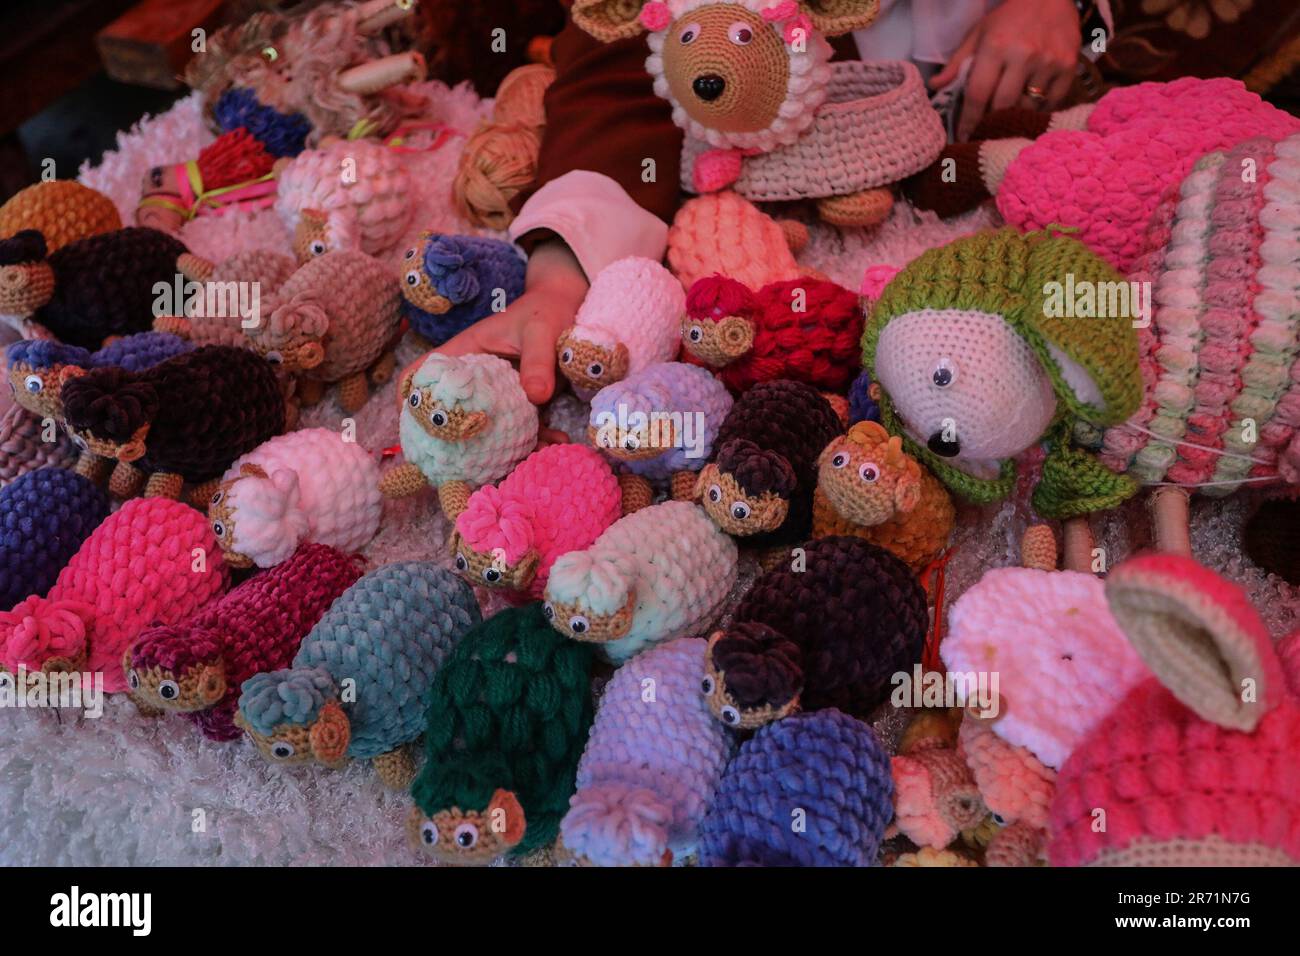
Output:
[487, 788, 527, 847]
[802, 0, 882, 37]
[1105, 554, 1284, 732]
[572, 0, 651, 41]
[309, 699, 351, 764]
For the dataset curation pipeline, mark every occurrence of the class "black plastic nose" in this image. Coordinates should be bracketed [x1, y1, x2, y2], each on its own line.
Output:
[693, 74, 725, 101]
[927, 432, 960, 458]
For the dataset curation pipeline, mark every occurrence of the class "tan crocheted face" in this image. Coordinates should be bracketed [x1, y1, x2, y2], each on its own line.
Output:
[702, 635, 798, 729]
[7, 360, 69, 419]
[206, 478, 254, 568]
[65, 421, 150, 464]
[292, 210, 331, 264]
[587, 420, 676, 461]
[542, 593, 635, 643]
[236, 701, 350, 768]
[816, 426, 921, 527]
[0, 262, 54, 316]
[401, 374, 490, 442]
[399, 239, 454, 316]
[248, 327, 327, 373]
[126, 657, 226, 713]
[696, 463, 788, 535]
[406, 790, 526, 865]
[450, 529, 540, 592]
[681, 313, 754, 367]
[557, 331, 630, 391]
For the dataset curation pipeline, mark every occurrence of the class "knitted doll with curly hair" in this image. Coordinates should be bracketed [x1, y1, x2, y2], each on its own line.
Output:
[398, 233, 525, 347]
[126, 543, 364, 741]
[0, 181, 120, 253]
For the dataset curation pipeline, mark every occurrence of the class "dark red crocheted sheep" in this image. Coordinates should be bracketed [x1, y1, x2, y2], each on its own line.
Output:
[681, 274, 863, 394]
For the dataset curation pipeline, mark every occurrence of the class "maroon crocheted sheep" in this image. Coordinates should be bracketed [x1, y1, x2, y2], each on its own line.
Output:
[124, 542, 364, 741]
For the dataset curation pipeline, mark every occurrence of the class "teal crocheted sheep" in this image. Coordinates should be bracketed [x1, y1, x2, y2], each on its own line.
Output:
[236, 562, 481, 788]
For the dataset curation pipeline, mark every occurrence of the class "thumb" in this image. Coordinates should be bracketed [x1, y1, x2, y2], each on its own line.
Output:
[930, 30, 978, 89]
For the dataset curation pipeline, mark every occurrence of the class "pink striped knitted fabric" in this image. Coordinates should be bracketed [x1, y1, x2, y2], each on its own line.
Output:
[0, 498, 229, 692]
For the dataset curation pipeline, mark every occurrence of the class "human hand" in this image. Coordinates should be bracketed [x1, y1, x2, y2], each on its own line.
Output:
[929, 0, 1082, 140]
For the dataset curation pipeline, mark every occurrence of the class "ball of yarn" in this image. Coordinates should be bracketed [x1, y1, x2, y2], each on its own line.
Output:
[492, 63, 554, 128]
[452, 122, 543, 231]
[0, 181, 121, 253]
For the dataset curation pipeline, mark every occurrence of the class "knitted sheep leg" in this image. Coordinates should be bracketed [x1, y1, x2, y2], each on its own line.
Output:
[1020, 524, 1058, 571]
[618, 474, 654, 514]
[816, 188, 894, 228]
[379, 461, 427, 498]
[670, 471, 698, 502]
[368, 350, 397, 386]
[984, 821, 1045, 867]
[143, 471, 184, 499]
[1061, 517, 1094, 573]
[436, 480, 472, 520]
[297, 378, 326, 407]
[337, 372, 370, 413]
[779, 220, 809, 254]
[372, 745, 417, 790]
[107, 460, 145, 499]
[75, 451, 114, 485]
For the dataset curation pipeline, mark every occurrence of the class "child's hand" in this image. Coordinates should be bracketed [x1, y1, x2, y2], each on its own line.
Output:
[930, 0, 1082, 141]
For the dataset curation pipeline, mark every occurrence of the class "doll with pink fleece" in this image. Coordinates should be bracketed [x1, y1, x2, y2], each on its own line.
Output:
[449, 443, 623, 601]
[0, 498, 228, 692]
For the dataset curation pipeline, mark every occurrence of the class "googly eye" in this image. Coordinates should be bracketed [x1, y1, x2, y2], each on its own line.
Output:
[212, 520, 225, 538]
[720, 705, 740, 725]
[404, 247, 417, 260]
[679, 22, 701, 43]
[598, 431, 613, 448]
[158, 680, 180, 701]
[568, 615, 590, 635]
[261, 45, 279, 62]
[420, 821, 438, 845]
[210, 490, 223, 506]
[483, 567, 501, 584]
[687, 325, 703, 343]
[405, 270, 421, 286]
[454, 553, 468, 572]
[407, 390, 422, 408]
[71, 434, 88, 450]
[728, 22, 753, 44]
[264, 350, 283, 365]
[587, 363, 603, 379]
[701, 675, 715, 695]
[623, 433, 640, 451]
[932, 358, 957, 388]
[991, 813, 1008, 827]
[23, 374, 42, 393]
[707, 483, 722, 503]
[454, 823, 479, 849]
[148, 167, 164, 188]
[542, 602, 555, 620]
[308, 240, 326, 257]
[560, 349, 573, 365]
[430, 409, 448, 427]
[730, 501, 751, 521]
[271, 741, 295, 759]
[128, 670, 140, 690]
[831, 452, 850, 469]
[858, 462, 880, 483]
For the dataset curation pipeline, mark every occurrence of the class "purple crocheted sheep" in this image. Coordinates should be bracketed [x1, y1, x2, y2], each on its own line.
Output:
[399, 233, 525, 346]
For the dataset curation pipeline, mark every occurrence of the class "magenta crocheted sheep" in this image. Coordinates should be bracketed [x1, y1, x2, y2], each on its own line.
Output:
[208, 427, 383, 569]
[451, 443, 622, 601]
[125, 543, 364, 740]
[557, 257, 684, 396]
[0, 498, 228, 692]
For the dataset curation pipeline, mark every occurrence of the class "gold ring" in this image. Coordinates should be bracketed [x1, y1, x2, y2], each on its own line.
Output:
[1025, 84, 1047, 103]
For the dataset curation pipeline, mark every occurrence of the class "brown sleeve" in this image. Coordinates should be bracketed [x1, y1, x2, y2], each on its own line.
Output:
[510, 19, 684, 226]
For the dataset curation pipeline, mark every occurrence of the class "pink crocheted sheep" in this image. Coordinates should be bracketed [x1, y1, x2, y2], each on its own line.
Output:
[557, 257, 684, 396]
[208, 427, 383, 569]
[155, 248, 297, 349]
[451, 443, 623, 601]
[0, 498, 228, 692]
[958, 718, 1056, 867]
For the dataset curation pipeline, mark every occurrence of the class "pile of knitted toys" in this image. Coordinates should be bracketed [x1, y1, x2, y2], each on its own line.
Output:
[2, 0, 1298, 870]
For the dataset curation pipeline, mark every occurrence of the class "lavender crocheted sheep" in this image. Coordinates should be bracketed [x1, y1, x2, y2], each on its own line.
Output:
[208, 427, 383, 569]
[557, 257, 684, 396]
[699, 709, 894, 867]
[543, 500, 738, 665]
[237, 562, 481, 788]
[560, 637, 733, 866]
[399, 233, 525, 346]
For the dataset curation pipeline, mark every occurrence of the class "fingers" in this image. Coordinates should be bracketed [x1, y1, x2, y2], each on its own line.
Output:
[434, 314, 518, 360]
[518, 316, 559, 404]
[930, 30, 977, 90]
[990, 54, 1033, 115]
[958, 50, 1003, 141]
[1045, 64, 1075, 109]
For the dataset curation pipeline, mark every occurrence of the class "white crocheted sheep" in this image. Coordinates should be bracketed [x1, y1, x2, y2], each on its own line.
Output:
[275, 137, 414, 264]
[207, 427, 382, 569]
[557, 256, 684, 396]
[543, 500, 737, 664]
[380, 352, 539, 518]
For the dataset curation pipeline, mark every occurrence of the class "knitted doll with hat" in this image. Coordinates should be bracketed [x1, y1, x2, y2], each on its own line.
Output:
[135, 128, 277, 233]
[0, 227, 187, 347]
[243, 250, 402, 413]
[0, 467, 109, 612]
[380, 352, 539, 518]
[863, 227, 1144, 520]
[398, 233, 526, 347]
[559, 637, 734, 867]
[407, 603, 595, 865]
[557, 257, 684, 398]
[702, 536, 926, 729]
[812, 421, 954, 574]
[126, 543, 363, 741]
[0, 498, 228, 691]
[1050, 554, 1300, 867]
[682, 275, 863, 395]
[155, 248, 298, 349]
[237, 561, 481, 787]
[60, 345, 286, 500]
[694, 380, 840, 550]
[0, 180, 121, 253]
[450, 443, 624, 602]
[543, 500, 738, 665]
[699, 708, 894, 866]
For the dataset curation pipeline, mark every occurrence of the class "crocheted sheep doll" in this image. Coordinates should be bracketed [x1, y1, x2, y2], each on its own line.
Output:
[155, 248, 298, 349]
[398, 233, 526, 346]
[208, 427, 382, 569]
[560, 637, 734, 866]
[958, 718, 1056, 867]
[0, 180, 121, 253]
[126, 543, 363, 740]
[699, 709, 894, 866]
[275, 137, 414, 263]
[60, 345, 286, 500]
[812, 421, 954, 574]
[544, 500, 738, 665]
[588, 361, 734, 499]
[380, 352, 539, 517]
[243, 250, 402, 412]
[1051, 554, 1300, 867]
[0, 498, 228, 691]
[451, 443, 623, 602]
[557, 257, 683, 396]
[695, 380, 840, 549]
[237, 562, 481, 787]
[888, 713, 987, 854]
[408, 603, 595, 865]
[682, 275, 864, 395]
[0, 227, 188, 347]
[704, 536, 927, 730]
[0, 467, 109, 612]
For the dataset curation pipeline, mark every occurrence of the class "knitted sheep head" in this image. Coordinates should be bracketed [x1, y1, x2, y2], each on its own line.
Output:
[572, 0, 880, 152]
[5, 339, 93, 421]
[399, 364, 490, 442]
[124, 626, 229, 714]
[702, 622, 805, 729]
[557, 330, 630, 393]
[0, 599, 94, 676]
[236, 667, 351, 767]
[816, 421, 923, 527]
[543, 550, 638, 644]
[0, 230, 54, 318]
[246, 289, 329, 371]
[682, 274, 758, 367]
[407, 758, 528, 865]
[293, 209, 332, 263]
[451, 486, 541, 592]
[696, 438, 794, 535]
[957, 717, 1055, 867]
[400, 233, 483, 318]
[889, 739, 987, 851]
[58, 366, 157, 463]
[208, 463, 311, 569]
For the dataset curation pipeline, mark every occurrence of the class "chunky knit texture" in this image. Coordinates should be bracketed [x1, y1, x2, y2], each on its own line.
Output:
[61, 345, 286, 484]
[698, 708, 894, 867]
[684, 275, 863, 394]
[239, 562, 481, 760]
[958, 718, 1055, 835]
[214, 427, 383, 568]
[167, 249, 297, 349]
[400, 234, 525, 346]
[545, 500, 738, 664]
[667, 192, 803, 292]
[890, 737, 985, 851]
[0, 181, 121, 253]
[136, 128, 276, 230]
[213, 88, 311, 158]
[0, 498, 228, 691]
[8, 333, 192, 377]
[0, 405, 77, 487]
[454, 443, 621, 601]
[128, 543, 363, 741]
[411, 603, 595, 858]
[0, 468, 109, 611]
[561, 637, 733, 866]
